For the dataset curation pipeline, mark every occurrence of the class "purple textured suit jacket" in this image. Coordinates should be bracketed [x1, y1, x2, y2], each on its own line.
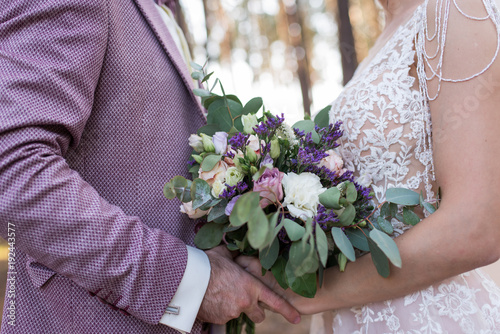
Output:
[0, 0, 206, 332]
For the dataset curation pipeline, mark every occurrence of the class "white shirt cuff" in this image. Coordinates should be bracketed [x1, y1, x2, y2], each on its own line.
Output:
[159, 246, 211, 333]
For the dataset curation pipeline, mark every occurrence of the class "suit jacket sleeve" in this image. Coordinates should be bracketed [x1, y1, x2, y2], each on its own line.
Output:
[0, 0, 189, 325]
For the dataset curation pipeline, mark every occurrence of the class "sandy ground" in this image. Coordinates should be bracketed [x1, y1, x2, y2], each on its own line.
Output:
[0, 239, 499, 333]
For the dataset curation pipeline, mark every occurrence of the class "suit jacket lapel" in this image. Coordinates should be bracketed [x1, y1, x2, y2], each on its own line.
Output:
[132, 0, 206, 118]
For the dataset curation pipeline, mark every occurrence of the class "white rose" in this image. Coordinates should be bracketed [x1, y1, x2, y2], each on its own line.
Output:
[180, 201, 209, 219]
[225, 167, 244, 186]
[211, 179, 226, 198]
[319, 149, 344, 173]
[282, 172, 326, 221]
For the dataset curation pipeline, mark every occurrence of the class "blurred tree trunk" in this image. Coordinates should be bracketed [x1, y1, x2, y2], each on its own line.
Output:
[281, 0, 312, 117]
[336, 0, 358, 85]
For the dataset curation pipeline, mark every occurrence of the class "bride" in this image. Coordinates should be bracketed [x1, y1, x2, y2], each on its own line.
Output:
[238, 0, 500, 332]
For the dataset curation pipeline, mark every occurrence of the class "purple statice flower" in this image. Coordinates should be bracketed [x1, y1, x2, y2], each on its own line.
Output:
[225, 195, 242, 216]
[253, 114, 285, 138]
[297, 146, 328, 166]
[224, 150, 236, 159]
[313, 204, 339, 230]
[219, 185, 237, 199]
[316, 121, 343, 151]
[187, 159, 196, 166]
[236, 181, 248, 193]
[228, 133, 250, 152]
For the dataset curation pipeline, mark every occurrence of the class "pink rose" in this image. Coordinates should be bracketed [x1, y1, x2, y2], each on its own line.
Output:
[180, 201, 209, 219]
[198, 160, 228, 187]
[319, 149, 344, 173]
[253, 168, 284, 208]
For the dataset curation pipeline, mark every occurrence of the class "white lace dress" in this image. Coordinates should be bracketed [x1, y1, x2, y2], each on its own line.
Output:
[312, 1, 500, 333]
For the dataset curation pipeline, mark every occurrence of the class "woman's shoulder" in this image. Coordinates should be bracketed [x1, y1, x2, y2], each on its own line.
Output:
[420, 0, 500, 96]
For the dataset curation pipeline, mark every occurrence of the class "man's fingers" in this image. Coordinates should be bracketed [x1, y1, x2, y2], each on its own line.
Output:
[236, 255, 261, 274]
[244, 306, 266, 324]
[258, 285, 301, 324]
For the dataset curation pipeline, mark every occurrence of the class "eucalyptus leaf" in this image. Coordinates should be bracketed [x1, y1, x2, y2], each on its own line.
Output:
[339, 203, 356, 226]
[319, 187, 342, 210]
[191, 71, 204, 80]
[162, 181, 176, 200]
[284, 219, 306, 241]
[367, 237, 390, 277]
[386, 188, 420, 206]
[194, 223, 224, 250]
[197, 124, 221, 136]
[207, 98, 243, 132]
[190, 61, 203, 71]
[345, 182, 358, 203]
[191, 179, 213, 210]
[201, 154, 223, 172]
[313, 105, 332, 128]
[229, 192, 260, 227]
[285, 266, 317, 298]
[271, 256, 289, 290]
[242, 97, 263, 115]
[403, 207, 421, 226]
[202, 71, 214, 83]
[260, 237, 279, 270]
[422, 201, 437, 214]
[247, 208, 269, 250]
[377, 216, 394, 234]
[345, 228, 370, 252]
[193, 88, 211, 97]
[316, 226, 329, 267]
[331, 227, 356, 261]
[380, 202, 390, 217]
[207, 199, 228, 223]
[389, 203, 398, 217]
[288, 241, 319, 276]
[369, 229, 402, 268]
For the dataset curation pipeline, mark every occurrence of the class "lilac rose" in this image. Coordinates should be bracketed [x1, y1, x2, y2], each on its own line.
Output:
[253, 168, 284, 208]
[225, 195, 242, 216]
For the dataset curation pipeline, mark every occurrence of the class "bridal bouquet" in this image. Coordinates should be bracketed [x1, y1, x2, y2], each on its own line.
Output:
[163, 62, 436, 333]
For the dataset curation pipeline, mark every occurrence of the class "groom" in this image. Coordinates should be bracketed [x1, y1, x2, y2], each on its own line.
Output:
[0, 0, 300, 333]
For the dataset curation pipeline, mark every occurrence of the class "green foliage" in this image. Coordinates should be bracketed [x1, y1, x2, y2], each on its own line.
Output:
[283, 219, 306, 241]
[369, 229, 402, 268]
[247, 208, 269, 249]
[242, 97, 263, 115]
[338, 203, 356, 226]
[207, 98, 244, 132]
[191, 179, 220, 210]
[197, 124, 220, 136]
[229, 192, 260, 227]
[271, 256, 289, 290]
[345, 228, 370, 251]
[403, 207, 420, 226]
[331, 227, 356, 261]
[367, 237, 390, 277]
[194, 223, 224, 249]
[386, 188, 420, 206]
[315, 226, 329, 267]
[259, 238, 279, 270]
[163, 176, 192, 203]
[319, 187, 342, 209]
[313, 105, 332, 128]
[201, 154, 223, 172]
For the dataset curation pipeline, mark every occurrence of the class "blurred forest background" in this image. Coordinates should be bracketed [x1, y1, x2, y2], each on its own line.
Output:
[1, 0, 500, 333]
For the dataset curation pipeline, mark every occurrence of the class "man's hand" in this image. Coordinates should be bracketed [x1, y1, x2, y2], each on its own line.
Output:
[235, 254, 315, 315]
[197, 246, 301, 325]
